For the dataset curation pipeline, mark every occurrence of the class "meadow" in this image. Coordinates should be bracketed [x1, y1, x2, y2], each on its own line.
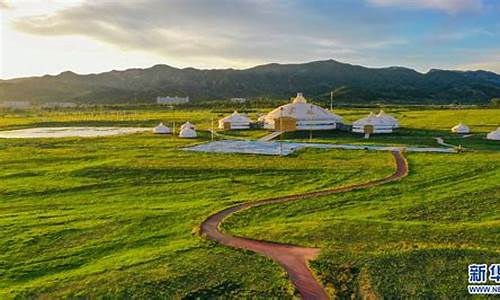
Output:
[224, 151, 500, 298]
[0, 106, 499, 298]
[0, 130, 392, 298]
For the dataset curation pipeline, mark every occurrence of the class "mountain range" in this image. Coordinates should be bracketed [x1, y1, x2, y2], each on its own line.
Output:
[1, 59, 499, 105]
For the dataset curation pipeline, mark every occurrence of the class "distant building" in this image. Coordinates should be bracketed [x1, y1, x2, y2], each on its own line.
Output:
[230, 98, 247, 103]
[157, 96, 190, 105]
[0, 101, 31, 109]
[41, 102, 77, 109]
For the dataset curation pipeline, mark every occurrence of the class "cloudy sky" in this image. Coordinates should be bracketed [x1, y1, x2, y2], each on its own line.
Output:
[1, 0, 499, 79]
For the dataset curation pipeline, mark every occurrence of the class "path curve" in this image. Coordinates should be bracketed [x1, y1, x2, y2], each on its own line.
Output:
[200, 150, 408, 299]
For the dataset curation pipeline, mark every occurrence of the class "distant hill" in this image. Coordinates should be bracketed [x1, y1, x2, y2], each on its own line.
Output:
[1, 59, 499, 105]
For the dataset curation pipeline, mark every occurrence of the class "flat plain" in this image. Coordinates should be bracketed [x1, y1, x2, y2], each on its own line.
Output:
[0, 107, 499, 298]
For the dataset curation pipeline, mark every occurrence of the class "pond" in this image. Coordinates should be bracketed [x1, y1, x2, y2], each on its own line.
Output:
[0, 127, 150, 138]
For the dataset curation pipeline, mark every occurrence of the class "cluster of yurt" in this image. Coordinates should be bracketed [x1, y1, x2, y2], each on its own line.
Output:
[218, 111, 252, 130]
[179, 122, 197, 138]
[486, 127, 500, 140]
[153, 121, 197, 138]
[352, 111, 399, 134]
[451, 123, 470, 134]
[260, 93, 343, 131]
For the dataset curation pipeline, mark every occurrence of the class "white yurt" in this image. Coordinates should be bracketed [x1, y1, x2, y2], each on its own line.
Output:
[261, 93, 343, 131]
[218, 111, 252, 130]
[179, 127, 197, 138]
[352, 112, 393, 134]
[180, 121, 195, 131]
[376, 110, 399, 128]
[486, 127, 500, 140]
[451, 123, 470, 134]
[152, 123, 171, 134]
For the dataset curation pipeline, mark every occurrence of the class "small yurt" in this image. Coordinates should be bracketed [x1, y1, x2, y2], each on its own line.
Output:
[451, 123, 470, 134]
[179, 127, 197, 138]
[486, 127, 500, 140]
[180, 121, 195, 131]
[218, 111, 252, 130]
[153, 123, 171, 134]
[376, 110, 399, 128]
[352, 112, 393, 134]
[261, 93, 343, 131]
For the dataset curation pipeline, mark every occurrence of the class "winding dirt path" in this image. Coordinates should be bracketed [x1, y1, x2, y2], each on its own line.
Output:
[200, 150, 408, 299]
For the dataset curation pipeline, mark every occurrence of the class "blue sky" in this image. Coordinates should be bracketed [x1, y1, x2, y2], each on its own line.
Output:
[1, 0, 499, 78]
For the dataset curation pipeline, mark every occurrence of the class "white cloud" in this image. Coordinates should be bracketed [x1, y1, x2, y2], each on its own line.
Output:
[366, 0, 483, 14]
[7, 0, 405, 71]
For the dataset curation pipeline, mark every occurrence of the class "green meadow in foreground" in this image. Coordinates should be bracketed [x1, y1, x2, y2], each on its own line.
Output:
[0, 107, 499, 298]
[0, 132, 392, 298]
[224, 151, 500, 298]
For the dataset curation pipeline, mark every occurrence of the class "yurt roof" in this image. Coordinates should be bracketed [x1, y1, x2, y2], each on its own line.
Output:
[264, 93, 343, 122]
[179, 127, 196, 137]
[221, 111, 252, 123]
[452, 123, 470, 131]
[154, 122, 170, 130]
[486, 127, 500, 140]
[180, 121, 195, 130]
[377, 110, 399, 123]
[353, 112, 389, 126]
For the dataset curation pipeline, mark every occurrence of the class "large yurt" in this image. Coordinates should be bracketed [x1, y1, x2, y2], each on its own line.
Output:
[486, 127, 500, 140]
[218, 111, 252, 130]
[451, 123, 470, 134]
[153, 123, 171, 134]
[376, 110, 399, 128]
[352, 112, 393, 134]
[261, 93, 343, 131]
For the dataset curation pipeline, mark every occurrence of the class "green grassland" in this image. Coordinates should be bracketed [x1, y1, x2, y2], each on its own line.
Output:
[0, 131, 393, 298]
[2, 107, 499, 150]
[223, 151, 500, 298]
[0, 107, 499, 298]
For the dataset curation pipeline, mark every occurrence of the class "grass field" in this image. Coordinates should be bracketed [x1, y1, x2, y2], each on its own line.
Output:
[0, 107, 499, 298]
[223, 151, 500, 298]
[0, 130, 393, 298]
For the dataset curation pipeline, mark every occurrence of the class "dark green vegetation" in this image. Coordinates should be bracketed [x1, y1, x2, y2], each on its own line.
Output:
[0, 132, 393, 298]
[224, 151, 500, 298]
[1, 59, 499, 104]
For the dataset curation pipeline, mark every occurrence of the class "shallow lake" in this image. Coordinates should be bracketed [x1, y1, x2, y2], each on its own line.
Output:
[0, 127, 150, 138]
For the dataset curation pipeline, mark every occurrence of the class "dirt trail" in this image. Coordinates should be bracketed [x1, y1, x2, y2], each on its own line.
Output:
[200, 150, 408, 299]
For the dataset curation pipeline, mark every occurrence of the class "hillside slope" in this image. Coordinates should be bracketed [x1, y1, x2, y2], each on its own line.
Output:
[1, 60, 499, 104]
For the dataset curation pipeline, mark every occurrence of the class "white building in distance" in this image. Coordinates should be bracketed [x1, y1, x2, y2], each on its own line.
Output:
[230, 98, 247, 103]
[0, 101, 31, 109]
[157, 96, 190, 105]
[41, 102, 77, 109]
